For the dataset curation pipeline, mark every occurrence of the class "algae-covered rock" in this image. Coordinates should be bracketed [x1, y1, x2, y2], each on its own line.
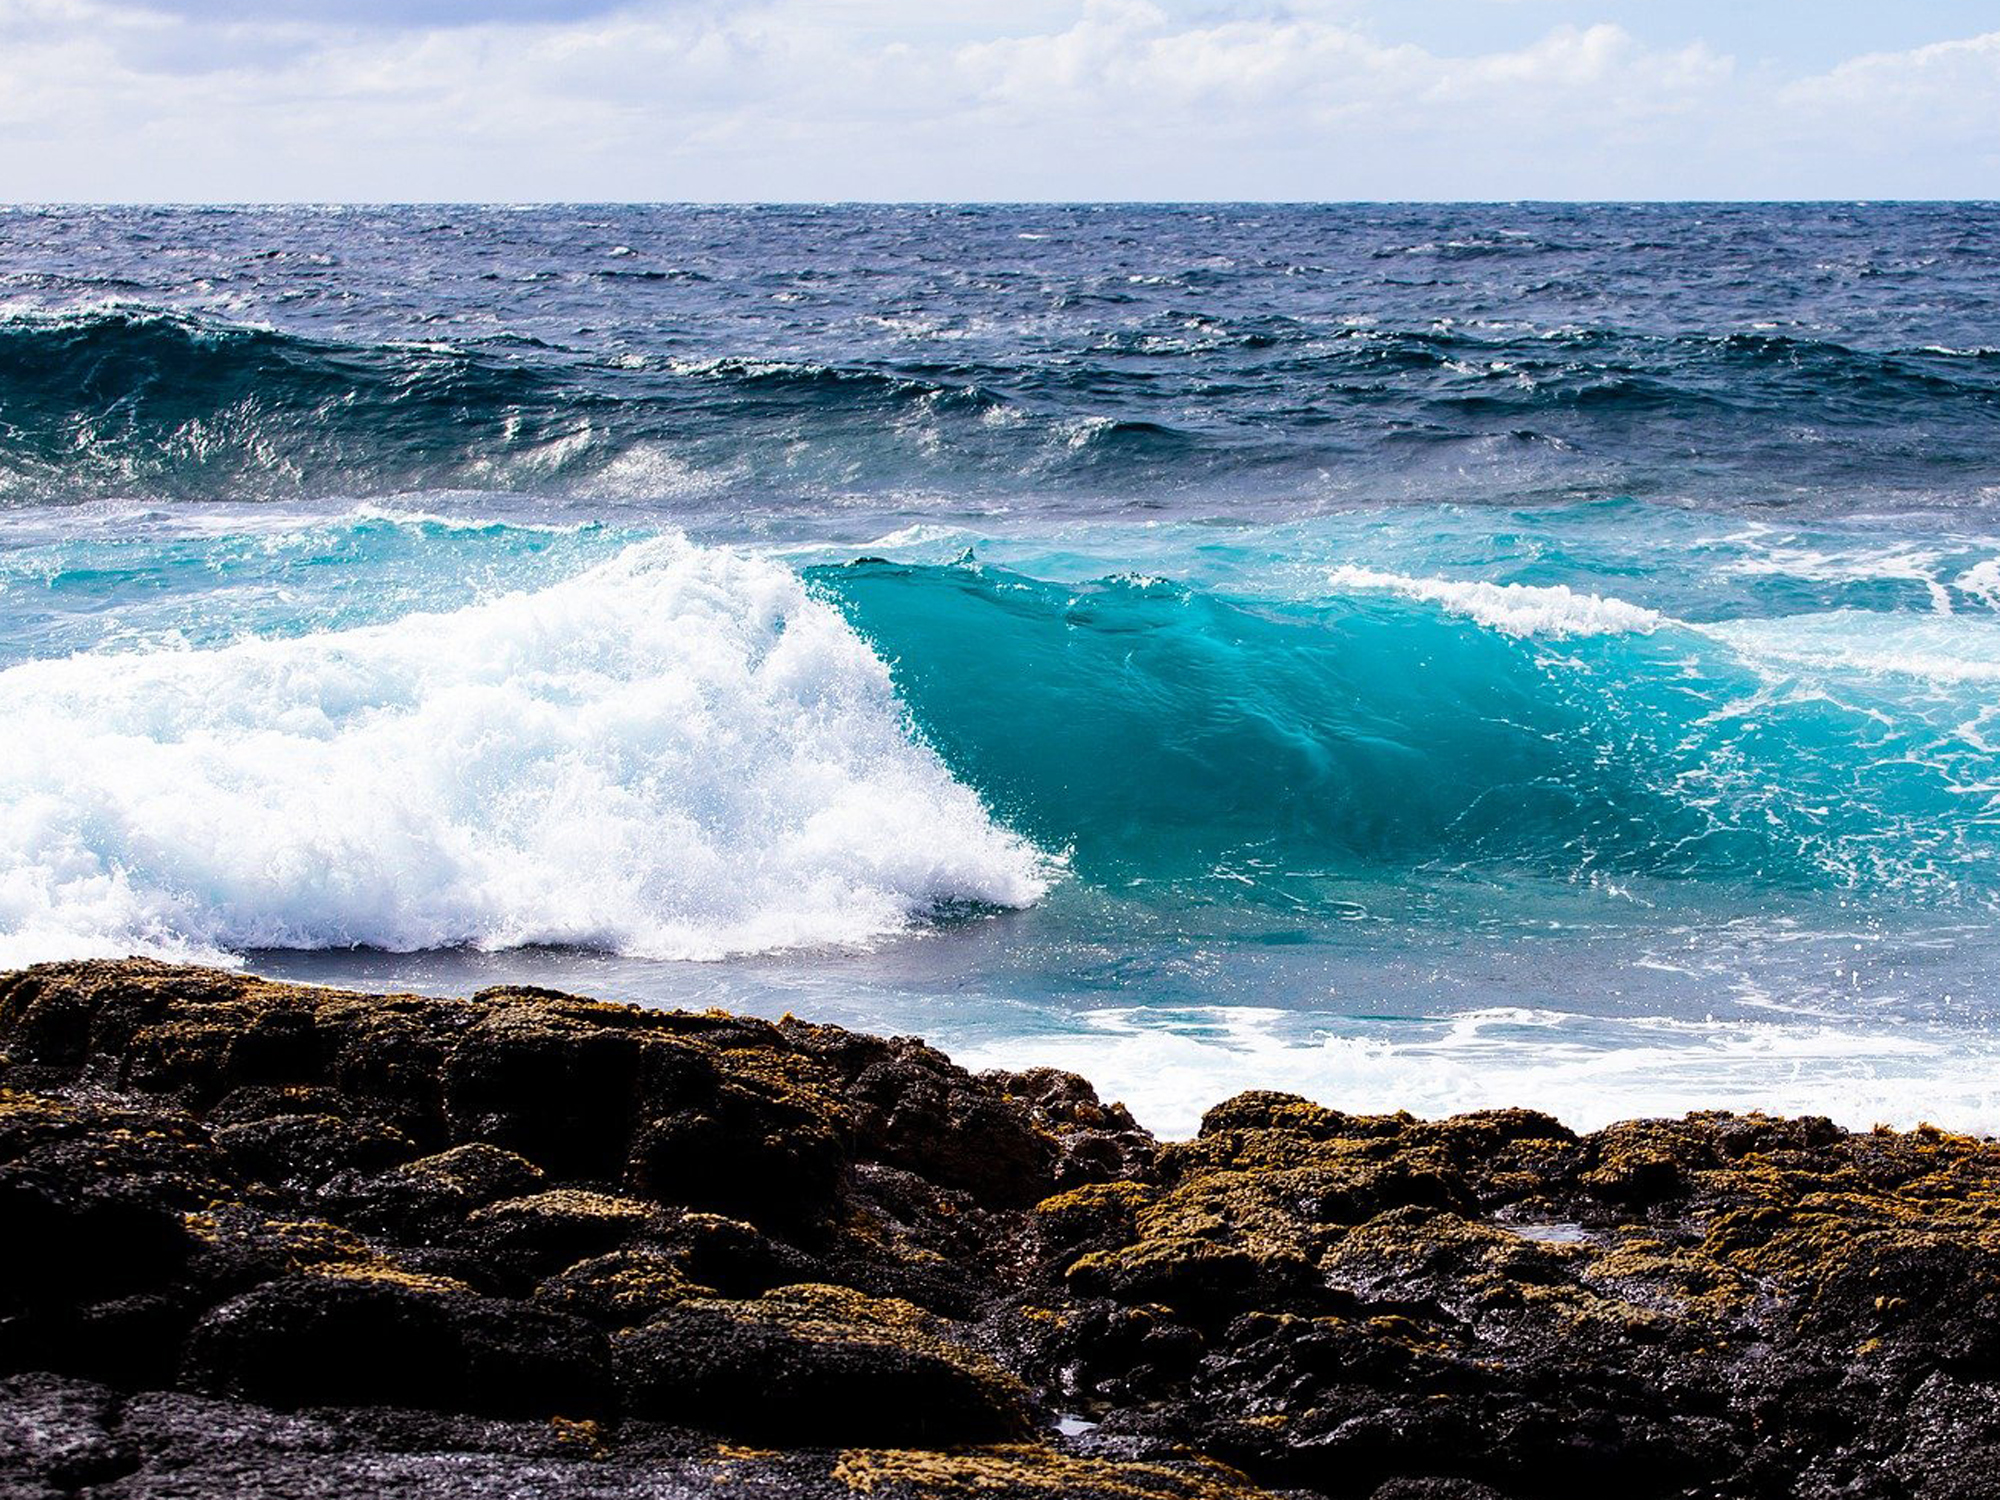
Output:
[212, 1110, 417, 1185]
[616, 1283, 1030, 1444]
[8, 959, 2000, 1500]
[461, 1187, 663, 1288]
[829, 1444, 1274, 1499]
[327, 1138, 547, 1239]
[1010, 1091, 2000, 1498]
[0, 1369, 1291, 1500]
[534, 1248, 708, 1326]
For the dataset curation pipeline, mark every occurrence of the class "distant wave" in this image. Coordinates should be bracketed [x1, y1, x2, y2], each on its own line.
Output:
[3, 304, 1995, 509]
[0, 306, 1208, 504]
[0, 306, 567, 500]
[959, 1003, 2000, 1141]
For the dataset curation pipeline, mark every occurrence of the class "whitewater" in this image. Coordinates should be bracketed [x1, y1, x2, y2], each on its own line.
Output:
[0, 534, 1049, 969]
[2, 202, 1998, 1136]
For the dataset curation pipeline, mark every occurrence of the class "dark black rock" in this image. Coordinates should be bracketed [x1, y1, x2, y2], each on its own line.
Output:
[182, 1277, 613, 1418]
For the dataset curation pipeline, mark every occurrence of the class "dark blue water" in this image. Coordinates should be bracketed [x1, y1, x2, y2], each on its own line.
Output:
[3, 204, 1998, 1133]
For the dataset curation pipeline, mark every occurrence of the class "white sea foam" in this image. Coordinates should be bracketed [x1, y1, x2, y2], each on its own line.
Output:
[344, 501, 602, 536]
[1712, 537, 1959, 614]
[1957, 558, 2000, 611]
[959, 1005, 2000, 1139]
[0, 535, 1052, 969]
[1706, 610, 2000, 686]
[576, 441, 735, 501]
[1327, 566, 1663, 638]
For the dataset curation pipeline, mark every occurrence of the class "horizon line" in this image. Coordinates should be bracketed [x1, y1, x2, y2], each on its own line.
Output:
[5, 198, 2000, 211]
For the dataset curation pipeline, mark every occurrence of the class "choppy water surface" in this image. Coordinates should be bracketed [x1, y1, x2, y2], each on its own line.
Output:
[4, 204, 1998, 1133]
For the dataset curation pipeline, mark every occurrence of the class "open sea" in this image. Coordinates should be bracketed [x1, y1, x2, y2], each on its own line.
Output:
[3, 203, 1998, 1136]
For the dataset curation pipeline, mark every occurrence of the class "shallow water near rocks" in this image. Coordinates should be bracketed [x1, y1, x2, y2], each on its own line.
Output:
[1505, 1222, 1592, 1246]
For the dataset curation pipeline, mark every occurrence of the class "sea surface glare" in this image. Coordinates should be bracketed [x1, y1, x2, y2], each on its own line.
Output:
[3, 203, 1998, 1135]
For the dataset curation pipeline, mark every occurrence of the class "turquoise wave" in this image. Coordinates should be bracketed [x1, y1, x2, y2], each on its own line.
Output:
[814, 557, 1999, 906]
[4, 502, 1994, 928]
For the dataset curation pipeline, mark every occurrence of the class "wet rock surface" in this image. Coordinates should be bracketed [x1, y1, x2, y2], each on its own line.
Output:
[3, 960, 1997, 1498]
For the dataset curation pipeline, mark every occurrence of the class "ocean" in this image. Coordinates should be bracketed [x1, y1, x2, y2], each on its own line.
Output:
[2, 202, 1997, 1136]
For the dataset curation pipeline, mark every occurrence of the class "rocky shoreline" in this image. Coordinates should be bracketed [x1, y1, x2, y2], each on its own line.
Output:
[3, 960, 1997, 1499]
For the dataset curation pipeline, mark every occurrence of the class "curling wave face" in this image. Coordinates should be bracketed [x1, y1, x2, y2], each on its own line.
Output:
[815, 555, 2000, 906]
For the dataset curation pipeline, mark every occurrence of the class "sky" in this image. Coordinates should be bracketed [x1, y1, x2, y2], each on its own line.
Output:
[0, 0, 1995, 201]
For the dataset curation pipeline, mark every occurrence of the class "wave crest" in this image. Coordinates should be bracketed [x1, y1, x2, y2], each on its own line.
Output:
[1326, 566, 1664, 638]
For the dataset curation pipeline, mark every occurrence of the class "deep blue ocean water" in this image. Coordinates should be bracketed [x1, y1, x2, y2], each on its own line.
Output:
[3, 203, 1999, 1133]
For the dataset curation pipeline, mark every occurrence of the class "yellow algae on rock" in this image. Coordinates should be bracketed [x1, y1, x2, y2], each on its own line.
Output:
[831, 1445, 1277, 1500]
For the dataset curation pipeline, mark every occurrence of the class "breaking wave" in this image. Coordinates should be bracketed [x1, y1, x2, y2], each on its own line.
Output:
[0, 536, 1051, 967]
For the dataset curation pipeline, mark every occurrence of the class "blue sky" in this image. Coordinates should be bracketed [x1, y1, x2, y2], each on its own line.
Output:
[1, 0, 1995, 201]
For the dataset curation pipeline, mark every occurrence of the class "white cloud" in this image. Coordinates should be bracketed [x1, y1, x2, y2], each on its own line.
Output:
[0, 0, 1990, 199]
[1785, 31, 2000, 135]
